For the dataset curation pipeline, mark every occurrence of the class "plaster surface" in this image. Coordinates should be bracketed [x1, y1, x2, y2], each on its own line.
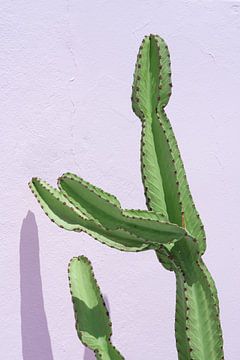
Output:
[1, 1, 240, 359]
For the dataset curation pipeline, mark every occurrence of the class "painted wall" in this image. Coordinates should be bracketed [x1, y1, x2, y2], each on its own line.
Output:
[1, 1, 240, 359]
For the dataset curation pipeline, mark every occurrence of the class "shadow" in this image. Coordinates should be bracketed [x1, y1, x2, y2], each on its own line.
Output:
[84, 348, 96, 360]
[83, 296, 110, 360]
[104, 296, 110, 315]
[20, 211, 54, 360]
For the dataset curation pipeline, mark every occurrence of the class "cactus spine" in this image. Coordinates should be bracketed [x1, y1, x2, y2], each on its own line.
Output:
[29, 34, 224, 359]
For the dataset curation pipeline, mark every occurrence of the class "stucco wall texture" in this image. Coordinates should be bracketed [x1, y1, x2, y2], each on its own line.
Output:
[1, 1, 240, 359]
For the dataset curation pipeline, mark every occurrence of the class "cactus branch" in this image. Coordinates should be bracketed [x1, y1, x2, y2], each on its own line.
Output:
[68, 256, 124, 359]
[29, 176, 193, 249]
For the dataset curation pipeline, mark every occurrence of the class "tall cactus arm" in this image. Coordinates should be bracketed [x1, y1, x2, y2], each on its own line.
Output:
[132, 35, 168, 217]
[68, 256, 124, 360]
[132, 34, 224, 359]
[29, 177, 191, 248]
[132, 34, 206, 254]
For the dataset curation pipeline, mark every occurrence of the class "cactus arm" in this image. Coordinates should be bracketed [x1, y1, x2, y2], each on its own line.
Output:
[29, 177, 89, 230]
[29, 177, 149, 251]
[58, 174, 185, 242]
[132, 36, 168, 217]
[132, 34, 206, 254]
[58, 173, 123, 230]
[132, 35, 224, 358]
[59, 172, 121, 207]
[57, 174, 191, 244]
[132, 34, 181, 223]
[29, 177, 191, 249]
[58, 174, 122, 229]
[59, 173, 185, 244]
[68, 256, 124, 359]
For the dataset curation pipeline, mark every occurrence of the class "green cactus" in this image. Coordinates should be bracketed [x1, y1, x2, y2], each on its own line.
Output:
[68, 256, 124, 359]
[29, 34, 224, 359]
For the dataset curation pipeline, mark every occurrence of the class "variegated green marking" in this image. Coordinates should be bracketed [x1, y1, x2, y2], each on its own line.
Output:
[69, 256, 124, 359]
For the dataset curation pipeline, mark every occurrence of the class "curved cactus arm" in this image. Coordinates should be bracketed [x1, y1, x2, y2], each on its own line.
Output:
[68, 256, 124, 360]
[58, 173, 123, 230]
[58, 173, 180, 243]
[29, 178, 151, 252]
[59, 172, 121, 207]
[29, 177, 89, 231]
[57, 173, 190, 244]
[132, 34, 206, 254]
[29, 177, 192, 250]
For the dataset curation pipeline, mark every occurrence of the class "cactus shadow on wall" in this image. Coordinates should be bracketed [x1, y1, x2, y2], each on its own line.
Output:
[20, 211, 53, 360]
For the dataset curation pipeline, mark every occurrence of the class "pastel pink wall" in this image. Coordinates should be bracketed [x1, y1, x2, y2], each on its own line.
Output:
[1, 1, 240, 359]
